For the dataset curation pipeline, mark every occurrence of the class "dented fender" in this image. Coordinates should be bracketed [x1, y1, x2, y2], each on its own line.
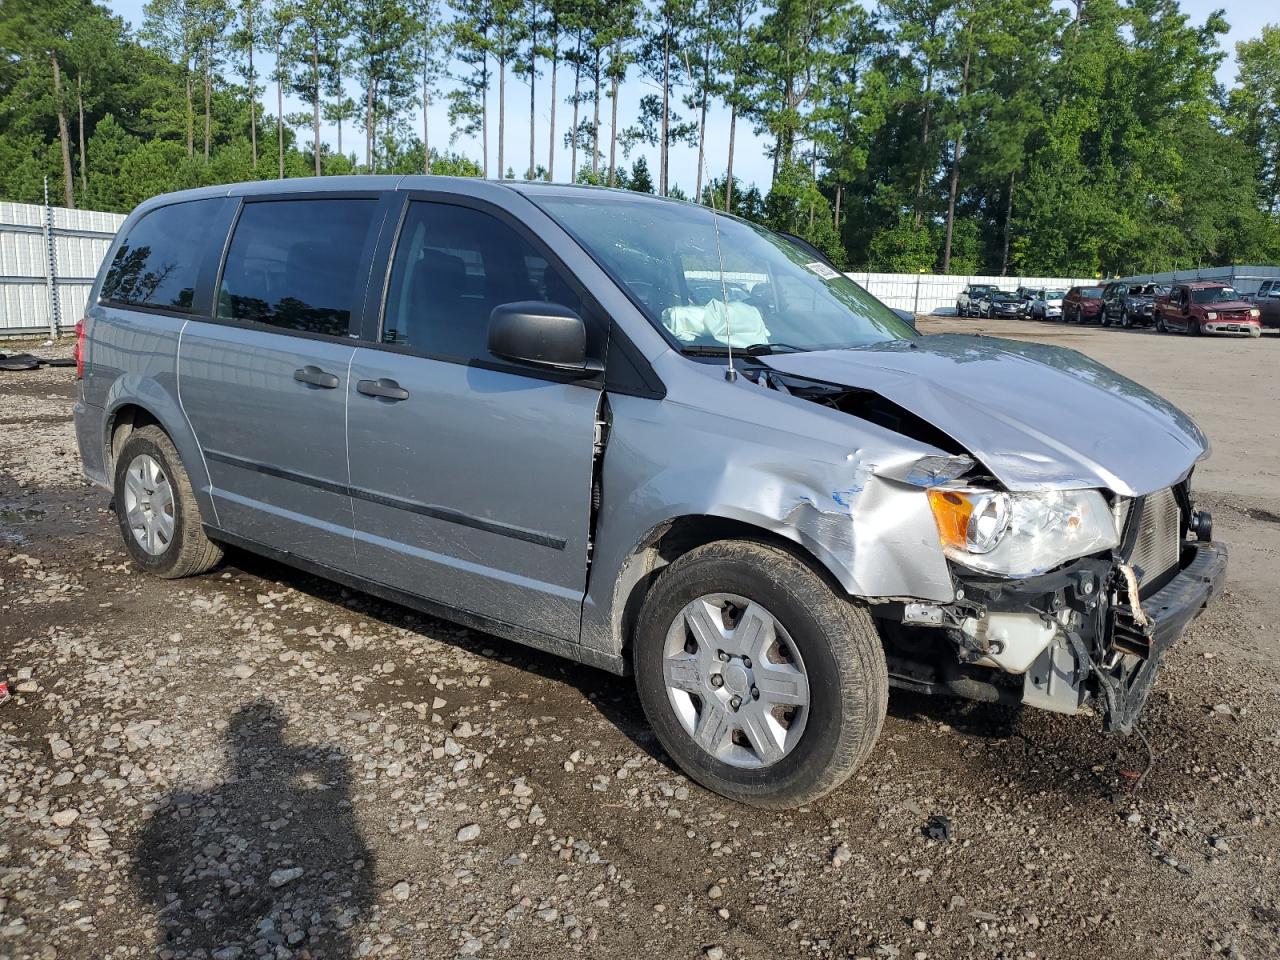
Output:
[579, 362, 964, 661]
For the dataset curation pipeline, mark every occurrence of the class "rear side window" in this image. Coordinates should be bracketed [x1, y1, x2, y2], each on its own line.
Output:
[101, 200, 216, 312]
[382, 201, 583, 360]
[217, 198, 378, 337]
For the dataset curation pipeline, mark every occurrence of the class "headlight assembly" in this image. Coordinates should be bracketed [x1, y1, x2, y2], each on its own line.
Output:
[928, 486, 1120, 577]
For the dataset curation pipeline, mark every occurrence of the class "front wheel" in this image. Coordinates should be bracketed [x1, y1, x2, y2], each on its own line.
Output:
[1101, 307, 1112, 327]
[1120, 309, 1133, 329]
[113, 425, 223, 578]
[633, 540, 888, 809]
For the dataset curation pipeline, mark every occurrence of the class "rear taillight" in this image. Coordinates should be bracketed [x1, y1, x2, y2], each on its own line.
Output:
[74, 318, 85, 379]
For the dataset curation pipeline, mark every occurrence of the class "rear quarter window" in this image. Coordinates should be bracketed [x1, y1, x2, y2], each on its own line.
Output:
[100, 199, 220, 313]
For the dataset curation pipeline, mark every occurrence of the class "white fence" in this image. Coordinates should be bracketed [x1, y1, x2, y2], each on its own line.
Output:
[845, 272, 1096, 316]
[0, 201, 125, 339]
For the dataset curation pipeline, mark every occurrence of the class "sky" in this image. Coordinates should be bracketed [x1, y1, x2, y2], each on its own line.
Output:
[103, 0, 1272, 193]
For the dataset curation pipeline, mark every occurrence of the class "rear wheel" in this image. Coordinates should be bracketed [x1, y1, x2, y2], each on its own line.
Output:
[633, 540, 888, 808]
[113, 425, 222, 578]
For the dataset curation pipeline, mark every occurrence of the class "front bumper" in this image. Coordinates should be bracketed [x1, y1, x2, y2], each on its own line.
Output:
[1202, 321, 1262, 337]
[901, 541, 1228, 733]
[1073, 541, 1227, 732]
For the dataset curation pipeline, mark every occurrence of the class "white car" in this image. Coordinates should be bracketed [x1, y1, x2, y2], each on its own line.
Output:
[1029, 289, 1065, 320]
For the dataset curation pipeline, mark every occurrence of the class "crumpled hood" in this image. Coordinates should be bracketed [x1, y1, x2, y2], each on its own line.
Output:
[761, 334, 1207, 497]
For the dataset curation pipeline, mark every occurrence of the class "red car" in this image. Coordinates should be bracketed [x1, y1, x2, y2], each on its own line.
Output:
[1154, 282, 1262, 337]
[1062, 286, 1105, 324]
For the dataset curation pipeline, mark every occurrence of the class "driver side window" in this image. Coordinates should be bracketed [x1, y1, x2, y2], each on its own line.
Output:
[382, 201, 584, 361]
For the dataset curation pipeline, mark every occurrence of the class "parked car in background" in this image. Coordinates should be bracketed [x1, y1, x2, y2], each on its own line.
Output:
[1027, 288, 1065, 320]
[1063, 286, 1105, 324]
[1246, 279, 1280, 329]
[1154, 282, 1262, 337]
[980, 290, 1023, 318]
[956, 284, 995, 317]
[1014, 286, 1038, 315]
[74, 176, 1227, 808]
[1101, 282, 1165, 328]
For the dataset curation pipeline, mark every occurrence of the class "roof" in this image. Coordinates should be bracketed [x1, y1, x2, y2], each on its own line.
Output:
[126, 175, 700, 224]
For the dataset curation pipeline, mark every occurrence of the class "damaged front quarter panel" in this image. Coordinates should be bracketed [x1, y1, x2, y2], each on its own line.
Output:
[580, 357, 972, 661]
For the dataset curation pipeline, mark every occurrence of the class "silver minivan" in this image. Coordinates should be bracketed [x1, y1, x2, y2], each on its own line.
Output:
[74, 177, 1226, 808]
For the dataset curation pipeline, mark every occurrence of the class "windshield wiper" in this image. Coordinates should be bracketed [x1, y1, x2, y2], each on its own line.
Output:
[742, 342, 806, 355]
[680, 342, 806, 357]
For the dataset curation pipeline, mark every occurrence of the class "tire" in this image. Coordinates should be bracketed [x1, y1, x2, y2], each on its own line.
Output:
[1156, 315, 1166, 333]
[1120, 309, 1132, 329]
[633, 540, 888, 809]
[113, 424, 222, 578]
[1101, 306, 1111, 327]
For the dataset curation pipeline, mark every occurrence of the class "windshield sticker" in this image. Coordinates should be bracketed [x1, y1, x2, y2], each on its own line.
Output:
[804, 261, 842, 281]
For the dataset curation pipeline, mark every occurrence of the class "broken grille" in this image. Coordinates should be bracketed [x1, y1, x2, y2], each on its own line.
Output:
[1126, 487, 1182, 589]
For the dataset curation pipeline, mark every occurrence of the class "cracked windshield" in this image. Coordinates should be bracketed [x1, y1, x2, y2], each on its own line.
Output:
[539, 194, 916, 354]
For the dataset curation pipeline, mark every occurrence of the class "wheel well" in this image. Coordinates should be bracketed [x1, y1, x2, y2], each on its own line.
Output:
[107, 404, 163, 474]
[614, 515, 845, 667]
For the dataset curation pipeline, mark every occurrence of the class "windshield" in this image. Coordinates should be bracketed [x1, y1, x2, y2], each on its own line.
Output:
[991, 292, 1018, 301]
[1081, 288, 1103, 298]
[1045, 289, 1065, 299]
[534, 193, 915, 354]
[1192, 286, 1239, 303]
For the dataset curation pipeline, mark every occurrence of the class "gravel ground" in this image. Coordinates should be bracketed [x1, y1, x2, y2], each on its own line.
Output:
[2, 320, 1279, 960]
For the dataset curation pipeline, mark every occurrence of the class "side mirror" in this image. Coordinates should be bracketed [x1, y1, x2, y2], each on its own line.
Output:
[488, 301, 600, 374]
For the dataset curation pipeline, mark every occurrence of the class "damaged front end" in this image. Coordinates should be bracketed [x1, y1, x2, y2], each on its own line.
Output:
[748, 350, 1226, 735]
[880, 480, 1226, 733]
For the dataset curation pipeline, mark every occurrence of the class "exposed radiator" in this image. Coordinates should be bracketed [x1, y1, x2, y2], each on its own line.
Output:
[1127, 487, 1182, 589]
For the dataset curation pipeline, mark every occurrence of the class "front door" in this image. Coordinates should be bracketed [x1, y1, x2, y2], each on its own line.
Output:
[346, 198, 601, 641]
[178, 195, 383, 568]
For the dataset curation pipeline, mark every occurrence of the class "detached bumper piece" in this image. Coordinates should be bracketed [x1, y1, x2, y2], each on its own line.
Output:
[1072, 541, 1227, 734]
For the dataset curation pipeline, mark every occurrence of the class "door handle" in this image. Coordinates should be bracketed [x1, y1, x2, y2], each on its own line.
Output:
[294, 365, 339, 389]
[356, 378, 409, 401]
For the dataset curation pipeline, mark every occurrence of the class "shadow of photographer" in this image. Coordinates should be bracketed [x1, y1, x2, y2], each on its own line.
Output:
[134, 700, 375, 959]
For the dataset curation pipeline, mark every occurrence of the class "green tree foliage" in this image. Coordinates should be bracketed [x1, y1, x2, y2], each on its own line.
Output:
[1229, 25, 1280, 219]
[0, 0, 1276, 279]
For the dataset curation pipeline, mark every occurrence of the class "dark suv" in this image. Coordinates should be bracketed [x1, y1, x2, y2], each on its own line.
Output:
[1101, 282, 1165, 328]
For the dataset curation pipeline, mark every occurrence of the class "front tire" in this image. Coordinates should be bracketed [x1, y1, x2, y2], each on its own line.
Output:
[633, 540, 888, 808]
[113, 425, 222, 578]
